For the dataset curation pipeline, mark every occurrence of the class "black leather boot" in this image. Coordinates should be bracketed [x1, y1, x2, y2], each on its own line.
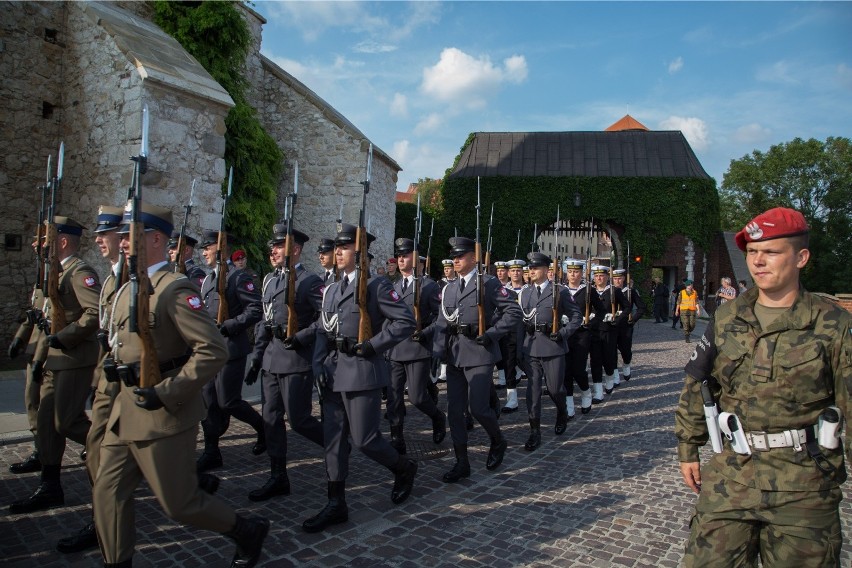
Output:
[302, 481, 348, 533]
[486, 436, 508, 470]
[57, 521, 98, 553]
[390, 456, 417, 504]
[9, 465, 64, 514]
[248, 458, 290, 502]
[442, 444, 471, 483]
[9, 451, 41, 474]
[555, 409, 569, 435]
[524, 419, 542, 451]
[389, 424, 406, 455]
[431, 410, 447, 444]
[225, 514, 270, 568]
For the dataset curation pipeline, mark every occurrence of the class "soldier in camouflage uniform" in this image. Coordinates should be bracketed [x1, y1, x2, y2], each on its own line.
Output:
[675, 207, 852, 567]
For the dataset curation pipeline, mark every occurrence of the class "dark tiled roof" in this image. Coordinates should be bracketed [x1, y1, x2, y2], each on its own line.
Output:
[447, 131, 710, 179]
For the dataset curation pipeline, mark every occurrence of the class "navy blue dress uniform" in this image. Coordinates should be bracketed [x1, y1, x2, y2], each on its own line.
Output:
[92, 203, 269, 568]
[317, 237, 336, 284]
[588, 266, 630, 401]
[386, 238, 446, 453]
[611, 269, 646, 381]
[9, 216, 101, 515]
[501, 259, 527, 412]
[247, 222, 325, 501]
[518, 252, 582, 450]
[562, 260, 605, 416]
[197, 229, 265, 472]
[433, 237, 523, 483]
[168, 231, 207, 289]
[304, 224, 418, 534]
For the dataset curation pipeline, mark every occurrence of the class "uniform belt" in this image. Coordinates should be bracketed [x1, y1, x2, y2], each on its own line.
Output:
[449, 323, 478, 338]
[745, 426, 816, 452]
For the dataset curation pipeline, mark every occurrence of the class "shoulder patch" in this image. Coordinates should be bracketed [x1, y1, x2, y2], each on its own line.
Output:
[389, 290, 401, 302]
[244, 281, 255, 292]
[499, 287, 508, 297]
[186, 295, 204, 310]
[83, 276, 97, 288]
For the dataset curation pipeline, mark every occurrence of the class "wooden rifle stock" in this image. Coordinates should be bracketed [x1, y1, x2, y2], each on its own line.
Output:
[355, 225, 372, 342]
[284, 232, 298, 338]
[216, 230, 229, 325]
[44, 146, 67, 334]
[475, 241, 486, 335]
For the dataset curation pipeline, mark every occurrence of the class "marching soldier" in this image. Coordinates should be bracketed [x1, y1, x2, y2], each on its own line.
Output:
[167, 230, 207, 289]
[611, 269, 646, 381]
[500, 258, 527, 412]
[246, 222, 325, 501]
[55, 205, 123, 553]
[386, 238, 447, 455]
[563, 260, 604, 418]
[494, 260, 509, 286]
[7, 237, 47, 475]
[433, 237, 522, 482]
[304, 223, 418, 533]
[439, 258, 456, 289]
[517, 252, 582, 450]
[318, 237, 336, 284]
[587, 266, 630, 402]
[197, 230, 266, 472]
[9, 217, 100, 515]
[92, 202, 269, 568]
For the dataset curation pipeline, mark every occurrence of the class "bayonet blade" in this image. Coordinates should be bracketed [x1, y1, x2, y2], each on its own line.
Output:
[140, 104, 149, 158]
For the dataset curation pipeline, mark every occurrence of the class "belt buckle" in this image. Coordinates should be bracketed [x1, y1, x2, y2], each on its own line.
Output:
[749, 431, 771, 452]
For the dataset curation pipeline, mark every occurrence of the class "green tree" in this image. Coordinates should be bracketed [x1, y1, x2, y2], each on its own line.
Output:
[720, 137, 852, 294]
[415, 177, 444, 216]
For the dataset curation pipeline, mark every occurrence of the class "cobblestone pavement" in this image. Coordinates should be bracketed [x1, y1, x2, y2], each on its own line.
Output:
[2, 321, 850, 567]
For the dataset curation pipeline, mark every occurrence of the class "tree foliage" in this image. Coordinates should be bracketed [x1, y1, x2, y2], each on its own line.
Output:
[153, 1, 283, 271]
[720, 137, 852, 293]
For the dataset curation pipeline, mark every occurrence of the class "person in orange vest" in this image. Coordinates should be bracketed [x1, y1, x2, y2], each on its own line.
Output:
[674, 279, 699, 342]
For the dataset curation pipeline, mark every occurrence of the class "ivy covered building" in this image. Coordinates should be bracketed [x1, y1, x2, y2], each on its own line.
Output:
[419, 116, 736, 308]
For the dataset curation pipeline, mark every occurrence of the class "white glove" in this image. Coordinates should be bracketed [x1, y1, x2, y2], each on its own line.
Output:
[603, 313, 614, 323]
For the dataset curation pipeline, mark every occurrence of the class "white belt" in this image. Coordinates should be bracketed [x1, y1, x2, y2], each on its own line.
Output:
[745, 426, 815, 452]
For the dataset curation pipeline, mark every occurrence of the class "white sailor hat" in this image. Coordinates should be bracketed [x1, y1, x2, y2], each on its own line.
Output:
[592, 265, 610, 275]
[441, 259, 453, 267]
[507, 259, 526, 269]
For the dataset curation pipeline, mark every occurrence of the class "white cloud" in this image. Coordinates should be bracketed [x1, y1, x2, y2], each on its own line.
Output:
[354, 40, 397, 54]
[415, 113, 444, 134]
[659, 116, 710, 151]
[421, 48, 528, 109]
[266, 2, 383, 42]
[732, 123, 772, 144]
[390, 93, 408, 118]
[668, 56, 684, 75]
[756, 60, 799, 85]
[393, 140, 411, 164]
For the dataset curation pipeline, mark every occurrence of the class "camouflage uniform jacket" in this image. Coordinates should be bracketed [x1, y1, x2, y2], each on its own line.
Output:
[675, 286, 852, 491]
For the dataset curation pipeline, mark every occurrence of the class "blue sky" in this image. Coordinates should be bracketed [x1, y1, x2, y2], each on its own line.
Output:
[252, 1, 852, 192]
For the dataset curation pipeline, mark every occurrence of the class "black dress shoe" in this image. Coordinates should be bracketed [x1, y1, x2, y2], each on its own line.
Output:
[501, 405, 518, 414]
[524, 429, 541, 451]
[9, 482, 64, 514]
[486, 438, 508, 470]
[9, 453, 42, 474]
[555, 413, 569, 435]
[441, 460, 471, 483]
[226, 515, 269, 568]
[581, 405, 592, 414]
[303, 482, 348, 533]
[391, 459, 417, 504]
[196, 451, 223, 473]
[57, 522, 98, 554]
[80, 450, 87, 462]
[432, 411, 447, 444]
[251, 435, 267, 456]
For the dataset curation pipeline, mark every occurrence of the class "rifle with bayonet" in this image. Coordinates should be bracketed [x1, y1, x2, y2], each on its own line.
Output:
[530, 223, 537, 254]
[216, 167, 233, 326]
[424, 217, 434, 276]
[127, 104, 160, 389]
[33, 157, 50, 304]
[584, 218, 594, 325]
[610, 243, 617, 319]
[552, 205, 560, 334]
[475, 177, 486, 334]
[626, 240, 633, 322]
[513, 229, 521, 259]
[355, 144, 373, 344]
[484, 203, 494, 273]
[412, 194, 423, 331]
[283, 162, 300, 339]
[173, 179, 196, 274]
[44, 142, 67, 334]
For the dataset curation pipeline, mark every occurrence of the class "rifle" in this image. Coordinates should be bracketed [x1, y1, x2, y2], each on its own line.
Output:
[626, 240, 632, 321]
[355, 144, 373, 343]
[216, 167, 234, 325]
[412, 194, 423, 331]
[475, 177, 485, 334]
[424, 217, 434, 276]
[32, 156, 50, 307]
[552, 205, 560, 334]
[44, 142, 67, 334]
[530, 223, 537, 254]
[513, 229, 521, 259]
[484, 202, 494, 273]
[610, 242, 617, 318]
[174, 179, 196, 274]
[127, 104, 160, 389]
[584, 218, 594, 325]
[283, 162, 300, 339]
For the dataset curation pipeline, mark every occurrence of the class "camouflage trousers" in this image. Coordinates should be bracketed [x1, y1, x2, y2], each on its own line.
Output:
[683, 473, 843, 567]
[681, 310, 697, 338]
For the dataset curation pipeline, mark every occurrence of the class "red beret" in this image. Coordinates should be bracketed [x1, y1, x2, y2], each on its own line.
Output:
[231, 249, 247, 262]
[387, 258, 397, 264]
[735, 207, 809, 251]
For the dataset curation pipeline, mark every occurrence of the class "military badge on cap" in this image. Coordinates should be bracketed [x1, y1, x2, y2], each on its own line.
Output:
[734, 207, 809, 251]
